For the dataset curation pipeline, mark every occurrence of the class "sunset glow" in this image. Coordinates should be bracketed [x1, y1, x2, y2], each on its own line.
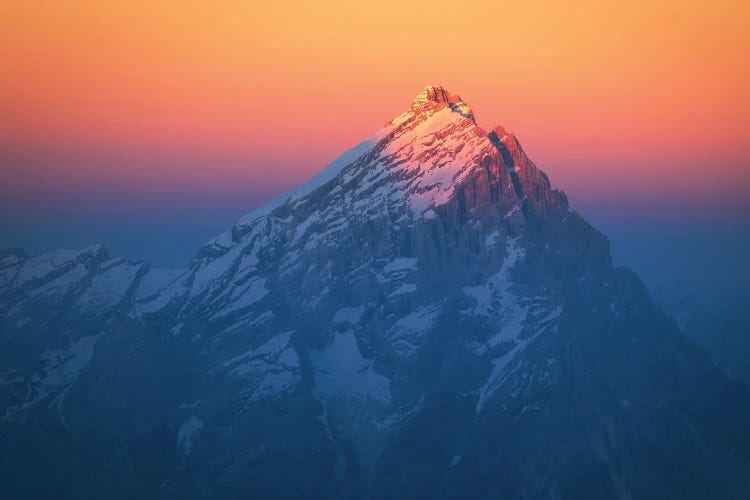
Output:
[2, 0, 749, 210]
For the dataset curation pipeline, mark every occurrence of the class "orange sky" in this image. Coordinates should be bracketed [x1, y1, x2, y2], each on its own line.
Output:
[2, 0, 749, 207]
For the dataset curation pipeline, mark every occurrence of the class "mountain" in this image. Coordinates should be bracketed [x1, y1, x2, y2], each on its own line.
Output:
[656, 289, 750, 387]
[2, 85, 750, 499]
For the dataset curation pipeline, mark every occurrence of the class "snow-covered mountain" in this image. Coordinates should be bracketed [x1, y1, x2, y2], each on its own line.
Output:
[2, 85, 750, 499]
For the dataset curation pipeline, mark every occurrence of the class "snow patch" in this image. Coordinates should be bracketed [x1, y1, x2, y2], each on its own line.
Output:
[333, 306, 365, 324]
[30, 264, 89, 299]
[223, 330, 300, 402]
[309, 331, 391, 404]
[39, 333, 103, 388]
[76, 259, 142, 312]
[212, 277, 268, 319]
[475, 306, 564, 413]
[390, 283, 417, 296]
[484, 230, 500, 248]
[177, 415, 204, 455]
[383, 257, 418, 273]
[462, 237, 525, 317]
[134, 269, 189, 315]
[15, 246, 101, 286]
[385, 304, 441, 360]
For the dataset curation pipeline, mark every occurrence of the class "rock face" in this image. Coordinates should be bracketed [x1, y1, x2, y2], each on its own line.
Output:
[2, 85, 750, 499]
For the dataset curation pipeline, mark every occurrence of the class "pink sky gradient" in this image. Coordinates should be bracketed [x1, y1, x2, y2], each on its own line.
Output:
[2, 1, 749, 215]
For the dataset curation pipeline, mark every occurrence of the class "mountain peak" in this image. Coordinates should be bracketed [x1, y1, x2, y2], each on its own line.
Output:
[411, 84, 464, 107]
[4, 82, 749, 500]
[409, 84, 476, 125]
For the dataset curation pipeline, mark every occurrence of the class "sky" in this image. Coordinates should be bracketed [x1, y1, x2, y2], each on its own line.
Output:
[1, 0, 749, 299]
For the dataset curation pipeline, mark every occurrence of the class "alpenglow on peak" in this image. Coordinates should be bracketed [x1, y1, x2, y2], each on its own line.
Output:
[412, 84, 458, 104]
[410, 84, 474, 119]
